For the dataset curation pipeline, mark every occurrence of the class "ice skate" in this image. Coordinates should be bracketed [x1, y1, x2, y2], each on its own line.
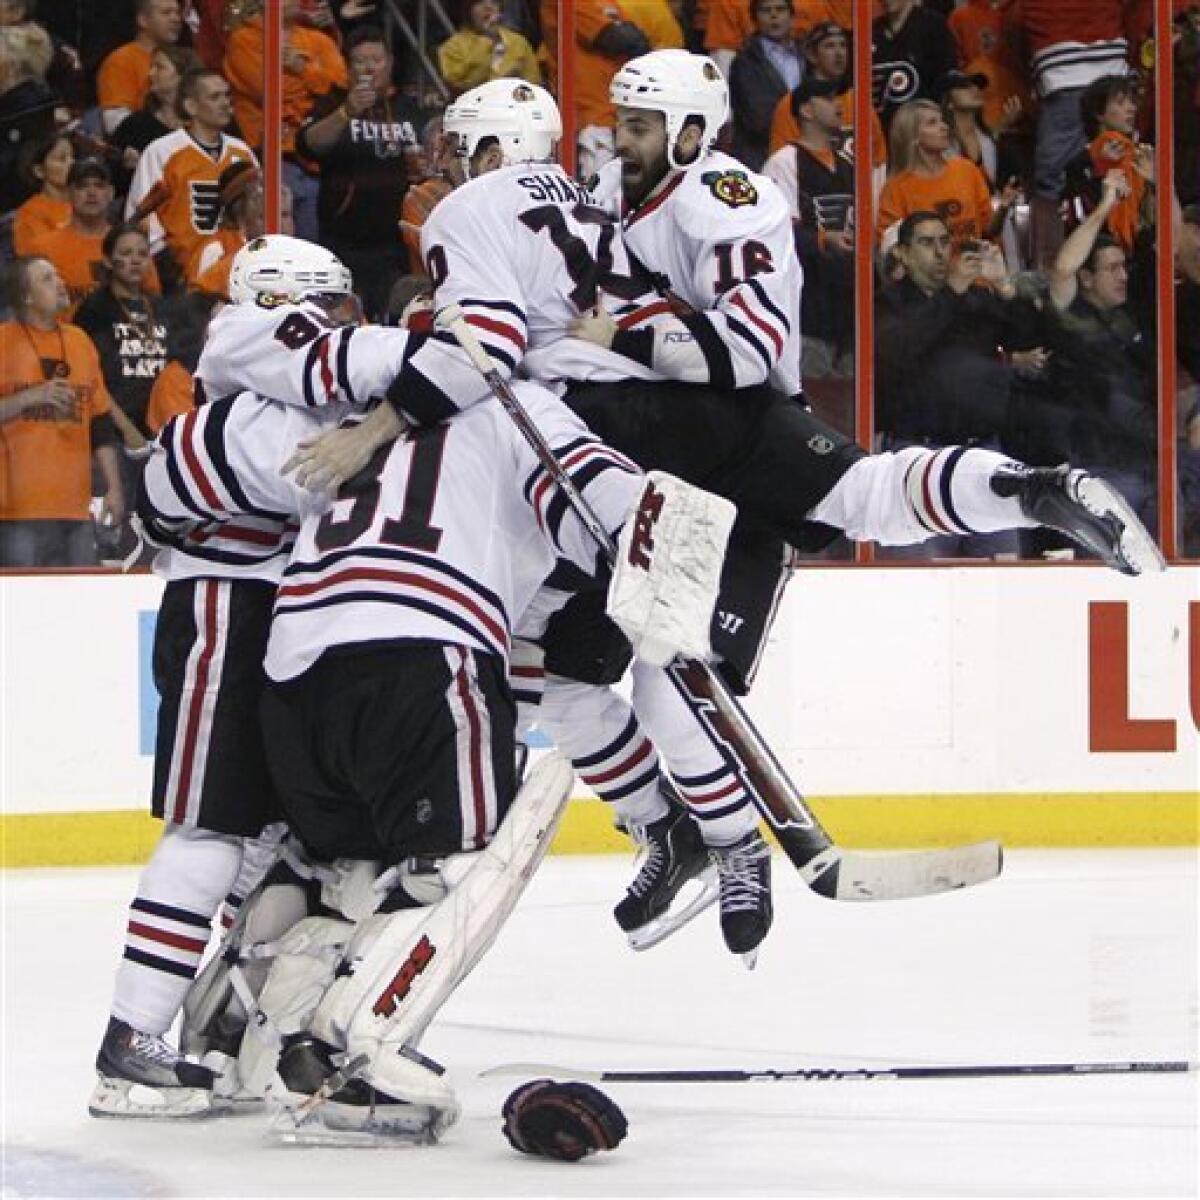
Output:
[614, 787, 718, 950]
[711, 830, 773, 969]
[991, 464, 1165, 576]
[89, 1016, 226, 1119]
[271, 1036, 459, 1147]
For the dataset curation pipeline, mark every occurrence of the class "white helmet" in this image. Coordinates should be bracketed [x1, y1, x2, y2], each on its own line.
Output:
[610, 49, 729, 168]
[442, 80, 562, 176]
[228, 234, 353, 306]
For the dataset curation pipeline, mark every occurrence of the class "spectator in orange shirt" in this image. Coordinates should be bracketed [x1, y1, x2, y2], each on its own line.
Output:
[125, 67, 257, 283]
[223, 0, 347, 241]
[767, 21, 888, 171]
[31, 158, 161, 315]
[400, 114, 453, 275]
[876, 99, 998, 247]
[12, 132, 72, 255]
[96, 0, 183, 135]
[0, 256, 124, 566]
[539, 0, 680, 179]
[704, 0, 835, 76]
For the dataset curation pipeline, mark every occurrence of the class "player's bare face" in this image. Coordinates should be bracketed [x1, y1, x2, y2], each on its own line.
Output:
[614, 108, 670, 207]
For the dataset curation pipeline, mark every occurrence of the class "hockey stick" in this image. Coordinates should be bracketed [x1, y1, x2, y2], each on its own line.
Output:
[435, 304, 1001, 902]
[480, 1059, 1197, 1084]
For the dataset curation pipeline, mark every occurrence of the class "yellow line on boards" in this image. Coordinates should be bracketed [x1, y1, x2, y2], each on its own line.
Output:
[2, 793, 1196, 869]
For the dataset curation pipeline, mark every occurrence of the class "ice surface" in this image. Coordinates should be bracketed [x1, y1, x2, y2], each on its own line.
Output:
[2, 850, 1197, 1198]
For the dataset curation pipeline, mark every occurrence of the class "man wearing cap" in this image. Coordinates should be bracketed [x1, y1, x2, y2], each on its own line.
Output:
[30, 159, 161, 316]
[764, 75, 854, 378]
[767, 22, 887, 174]
[729, 0, 807, 170]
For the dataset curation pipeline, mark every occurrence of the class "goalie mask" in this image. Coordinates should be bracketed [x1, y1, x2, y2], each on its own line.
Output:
[228, 234, 356, 317]
[610, 49, 729, 169]
[442, 80, 562, 178]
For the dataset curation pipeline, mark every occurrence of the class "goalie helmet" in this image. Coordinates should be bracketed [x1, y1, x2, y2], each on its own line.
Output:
[610, 49, 729, 168]
[228, 234, 353, 306]
[442, 80, 562, 176]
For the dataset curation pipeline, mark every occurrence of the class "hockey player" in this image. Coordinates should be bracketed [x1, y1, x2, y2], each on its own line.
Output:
[133, 349, 730, 1142]
[88, 234, 542, 1121]
[293, 71, 1165, 968]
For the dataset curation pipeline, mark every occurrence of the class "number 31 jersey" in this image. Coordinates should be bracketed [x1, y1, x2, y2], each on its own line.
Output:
[140, 385, 642, 682]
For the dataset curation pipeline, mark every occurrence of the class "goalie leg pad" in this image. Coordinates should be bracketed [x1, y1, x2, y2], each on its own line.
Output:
[608, 471, 737, 667]
[236, 916, 353, 1098]
[308, 755, 573, 1098]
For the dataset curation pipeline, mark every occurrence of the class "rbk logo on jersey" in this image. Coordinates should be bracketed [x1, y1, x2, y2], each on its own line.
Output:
[372, 935, 437, 1018]
[703, 170, 758, 209]
[627, 481, 666, 570]
[190, 180, 222, 233]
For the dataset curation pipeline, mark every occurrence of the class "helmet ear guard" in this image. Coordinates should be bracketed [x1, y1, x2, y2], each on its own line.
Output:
[610, 49, 729, 169]
[443, 80, 562, 178]
[228, 234, 354, 307]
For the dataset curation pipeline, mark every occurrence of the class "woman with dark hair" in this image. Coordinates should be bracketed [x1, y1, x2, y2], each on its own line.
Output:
[111, 41, 199, 155]
[74, 222, 171, 446]
[11, 130, 71, 253]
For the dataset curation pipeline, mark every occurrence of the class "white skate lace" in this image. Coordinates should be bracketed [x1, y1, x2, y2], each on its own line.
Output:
[715, 841, 769, 914]
[627, 838, 666, 900]
[128, 1029, 183, 1068]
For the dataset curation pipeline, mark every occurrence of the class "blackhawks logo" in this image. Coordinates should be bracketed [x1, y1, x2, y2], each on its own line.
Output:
[702, 169, 758, 209]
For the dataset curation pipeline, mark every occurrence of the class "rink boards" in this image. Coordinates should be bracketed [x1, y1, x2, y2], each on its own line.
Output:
[1, 566, 1196, 866]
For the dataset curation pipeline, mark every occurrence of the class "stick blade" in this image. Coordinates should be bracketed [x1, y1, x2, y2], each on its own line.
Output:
[811, 841, 1003, 902]
[479, 1061, 602, 1081]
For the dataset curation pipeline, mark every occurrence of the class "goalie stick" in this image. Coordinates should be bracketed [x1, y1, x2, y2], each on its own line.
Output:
[435, 304, 1001, 903]
[480, 1059, 1197, 1084]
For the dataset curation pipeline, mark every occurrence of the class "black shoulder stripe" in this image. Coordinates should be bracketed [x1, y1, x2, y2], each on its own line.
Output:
[203, 399, 286, 520]
[160, 421, 210, 520]
[747, 278, 791, 331]
[336, 326, 357, 406]
[725, 314, 774, 372]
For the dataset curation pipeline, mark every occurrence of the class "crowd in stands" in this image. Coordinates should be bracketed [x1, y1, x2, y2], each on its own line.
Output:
[0, 0, 1197, 567]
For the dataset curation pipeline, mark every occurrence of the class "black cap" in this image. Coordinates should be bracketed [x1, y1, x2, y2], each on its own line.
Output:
[791, 75, 841, 113]
[806, 20, 848, 51]
[68, 157, 112, 187]
[934, 69, 988, 101]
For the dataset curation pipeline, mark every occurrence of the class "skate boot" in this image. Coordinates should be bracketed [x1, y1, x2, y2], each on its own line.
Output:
[990, 464, 1165, 576]
[614, 786, 718, 950]
[89, 1016, 225, 1119]
[711, 830, 773, 969]
[274, 1035, 458, 1147]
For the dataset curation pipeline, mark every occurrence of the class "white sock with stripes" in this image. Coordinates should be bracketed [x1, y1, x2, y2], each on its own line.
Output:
[539, 676, 666, 827]
[110, 824, 242, 1036]
[916, 447, 1040, 535]
[631, 662, 759, 847]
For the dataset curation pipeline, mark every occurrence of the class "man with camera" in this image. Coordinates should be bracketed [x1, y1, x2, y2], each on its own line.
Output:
[296, 23, 423, 320]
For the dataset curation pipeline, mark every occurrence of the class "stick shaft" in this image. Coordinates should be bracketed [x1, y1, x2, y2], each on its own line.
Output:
[434, 305, 835, 868]
[484, 1060, 1196, 1084]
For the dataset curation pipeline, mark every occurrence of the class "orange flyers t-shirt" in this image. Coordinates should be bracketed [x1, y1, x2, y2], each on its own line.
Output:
[97, 41, 153, 112]
[146, 359, 195, 434]
[876, 156, 994, 244]
[13, 194, 71, 256]
[0, 321, 114, 520]
[224, 17, 348, 152]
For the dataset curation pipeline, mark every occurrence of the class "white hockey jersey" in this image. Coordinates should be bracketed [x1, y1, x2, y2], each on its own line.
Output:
[196, 296, 497, 427]
[420, 162, 666, 389]
[591, 152, 803, 396]
[141, 386, 642, 681]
